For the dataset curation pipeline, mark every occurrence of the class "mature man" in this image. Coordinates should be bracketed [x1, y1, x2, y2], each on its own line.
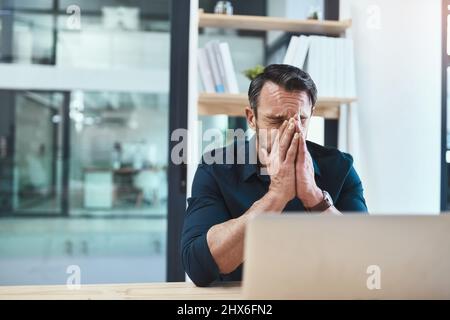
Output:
[181, 64, 368, 287]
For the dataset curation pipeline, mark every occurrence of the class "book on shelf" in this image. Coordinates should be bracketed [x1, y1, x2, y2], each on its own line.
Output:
[283, 36, 299, 65]
[283, 35, 356, 98]
[219, 42, 239, 94]
[198, 40, 239, 94]
[283, 35, 310, 70]
[204, 41, 225, 93]
[198, 48, 215, 93]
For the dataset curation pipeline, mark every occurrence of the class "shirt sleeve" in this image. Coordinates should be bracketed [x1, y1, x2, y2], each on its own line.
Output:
[334, 163, 368, 213]
[181, 164, 232, 287]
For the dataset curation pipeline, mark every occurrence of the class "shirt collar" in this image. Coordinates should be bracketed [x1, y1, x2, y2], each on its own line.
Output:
[240, 135, 321, 182]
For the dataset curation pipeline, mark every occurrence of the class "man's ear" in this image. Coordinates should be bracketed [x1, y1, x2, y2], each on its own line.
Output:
[245, 106, 256, 130]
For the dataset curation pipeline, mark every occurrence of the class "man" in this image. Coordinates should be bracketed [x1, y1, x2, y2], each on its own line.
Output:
[181, 64, 368, 287]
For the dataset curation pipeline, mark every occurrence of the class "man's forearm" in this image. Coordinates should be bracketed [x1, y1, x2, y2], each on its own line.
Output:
[206, 191, 287, 275]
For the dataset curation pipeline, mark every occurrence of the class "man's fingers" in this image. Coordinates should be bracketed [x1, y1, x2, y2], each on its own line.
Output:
[285, 132, 299, 163]
[272, 120, 288, 152]
[297, 129, 308, 163]
[278, 119, 289, 140]
[280, 118, 296, 160]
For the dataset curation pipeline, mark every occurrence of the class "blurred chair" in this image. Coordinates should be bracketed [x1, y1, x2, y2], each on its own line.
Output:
[133, 170, 158, 207]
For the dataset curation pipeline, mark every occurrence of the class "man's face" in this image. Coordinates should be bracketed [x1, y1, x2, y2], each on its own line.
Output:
[247, 81, 314, 155]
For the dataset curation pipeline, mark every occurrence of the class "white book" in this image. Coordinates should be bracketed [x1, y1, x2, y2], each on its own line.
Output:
[205, 41, 225, 93]
[330, 38, 337, 97]
[212, 40, 228, 92]
[306, 36, 321, 97]
[283, 36, 299, 65]
[197, 48, 215, 93]
[333, 37, 340, 97]
[316, 36, 325, 96]
[336, 38, 345, 97]
[304, 38, 313, 89]
[345, 38, 357, 97]
[320, 37, 329, 97]
[327, 37, 338, 97]
[342, 38, 356, 97]
[219, 42, 239, 94]
[319, 37, 329, 97]
[342, 39, 348, 97]
[292, 35, 310, 70]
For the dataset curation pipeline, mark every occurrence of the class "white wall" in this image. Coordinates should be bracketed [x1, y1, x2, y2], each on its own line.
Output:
[340, 0, 442, 213]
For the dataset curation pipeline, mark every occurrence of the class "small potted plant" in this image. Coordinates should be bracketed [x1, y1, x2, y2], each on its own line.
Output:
[243, 65, 265, 81]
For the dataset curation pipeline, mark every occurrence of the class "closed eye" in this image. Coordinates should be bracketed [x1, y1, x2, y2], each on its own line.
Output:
[265, 117, 286, 125]
[269, 119, 284, 125]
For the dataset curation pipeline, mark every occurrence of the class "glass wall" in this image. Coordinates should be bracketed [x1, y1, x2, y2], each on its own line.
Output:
[0, 0, 170, 285]
[12, 91, 63, 214]
[0, 0, 170, 66]
[69, 91, 168, 217]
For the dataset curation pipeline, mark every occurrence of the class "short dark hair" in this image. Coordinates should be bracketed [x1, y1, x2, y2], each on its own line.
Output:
[247, 64, 317, 117]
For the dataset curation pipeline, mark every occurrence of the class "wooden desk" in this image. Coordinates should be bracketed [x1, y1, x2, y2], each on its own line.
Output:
[0, 282, 242, 300]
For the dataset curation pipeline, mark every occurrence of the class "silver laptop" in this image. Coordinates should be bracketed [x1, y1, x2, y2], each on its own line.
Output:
[242, 214, 450, 299]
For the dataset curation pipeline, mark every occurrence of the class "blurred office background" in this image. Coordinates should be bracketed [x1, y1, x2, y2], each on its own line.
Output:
[0, 0, 270, 285]
[0, 0, 446, 285]
[0, 0, 173, 285]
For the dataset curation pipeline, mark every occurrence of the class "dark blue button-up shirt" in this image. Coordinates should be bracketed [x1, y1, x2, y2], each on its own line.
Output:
[181, 137, 368, 287]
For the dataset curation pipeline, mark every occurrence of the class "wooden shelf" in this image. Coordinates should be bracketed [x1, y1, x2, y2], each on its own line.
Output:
[198, 93, 356, 119]
[198, 10, 351, 36]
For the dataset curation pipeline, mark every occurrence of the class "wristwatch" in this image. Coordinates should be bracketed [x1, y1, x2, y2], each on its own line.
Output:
[305, 190, 333, 213]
